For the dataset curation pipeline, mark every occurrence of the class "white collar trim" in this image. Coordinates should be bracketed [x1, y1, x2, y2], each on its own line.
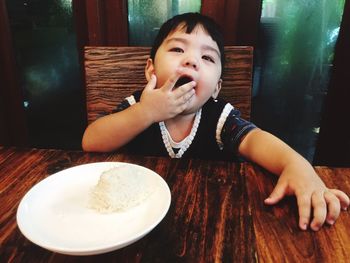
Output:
[159, 109, 202, 158]
[216, 103, 234, 149]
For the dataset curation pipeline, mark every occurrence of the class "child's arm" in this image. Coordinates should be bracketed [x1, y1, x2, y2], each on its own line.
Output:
[238, 128, 350, 231]
[82, 73, 196, 152]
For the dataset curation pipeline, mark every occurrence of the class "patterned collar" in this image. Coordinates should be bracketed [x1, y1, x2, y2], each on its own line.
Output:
[159, 109, 202, 158]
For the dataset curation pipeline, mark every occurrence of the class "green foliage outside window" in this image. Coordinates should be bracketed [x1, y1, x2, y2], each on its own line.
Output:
[128, 0, 201, 46]
[256, 0, 346, 160]
[6, 0, 84, 149]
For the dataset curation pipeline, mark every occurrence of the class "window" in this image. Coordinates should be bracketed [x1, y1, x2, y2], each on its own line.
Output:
[253, 0, 346, 161]
[6, 0, 84, 149]
[128, 0, 201, 46]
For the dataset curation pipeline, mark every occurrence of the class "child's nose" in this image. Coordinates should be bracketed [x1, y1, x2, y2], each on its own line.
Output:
[183, 56, 199, 70]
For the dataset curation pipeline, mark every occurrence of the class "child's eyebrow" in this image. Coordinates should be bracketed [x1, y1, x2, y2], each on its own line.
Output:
[165, 37, 220, 58]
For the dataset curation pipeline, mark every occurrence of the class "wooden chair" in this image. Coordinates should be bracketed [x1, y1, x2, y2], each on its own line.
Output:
[84, 46, 253, 124]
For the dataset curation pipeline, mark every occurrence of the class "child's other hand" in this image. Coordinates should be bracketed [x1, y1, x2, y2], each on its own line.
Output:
[264, 163, 350, 231]
[140, 72, 196, 122]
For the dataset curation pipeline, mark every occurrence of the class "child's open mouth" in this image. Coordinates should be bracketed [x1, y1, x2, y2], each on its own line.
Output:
[174, 76, 193, 88]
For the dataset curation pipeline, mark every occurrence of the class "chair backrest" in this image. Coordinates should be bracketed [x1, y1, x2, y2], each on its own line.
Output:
[84, 46, 253, 124]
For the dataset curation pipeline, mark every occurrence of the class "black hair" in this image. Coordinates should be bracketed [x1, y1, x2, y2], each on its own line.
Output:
[150, 12, 225, 71]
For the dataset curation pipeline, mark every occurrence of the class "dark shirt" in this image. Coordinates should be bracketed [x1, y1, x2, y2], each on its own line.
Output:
[114, 90, 257, 161]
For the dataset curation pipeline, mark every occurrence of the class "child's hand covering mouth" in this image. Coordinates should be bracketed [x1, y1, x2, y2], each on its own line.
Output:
[174, 76, 194, 88]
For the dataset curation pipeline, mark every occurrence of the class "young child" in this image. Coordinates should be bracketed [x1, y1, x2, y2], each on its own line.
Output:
[82, 13, 349, 231]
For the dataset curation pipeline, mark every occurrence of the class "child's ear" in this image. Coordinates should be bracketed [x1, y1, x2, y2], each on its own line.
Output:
[145, 58, 155, 81]
[212, 79, 222, 99]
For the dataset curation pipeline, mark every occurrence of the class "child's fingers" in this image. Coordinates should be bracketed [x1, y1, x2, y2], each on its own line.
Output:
[144, 74, 157, 91]
[162, 70, 183, 91]
[324, 191, 341, 225]
[309, 192, 327, 231]
[329, 189, 350, 210]
[174, 81, 196, 100]
[296, 194, 311, 230]
[264, 180, 288, 205]
[180, 88, 195, 104]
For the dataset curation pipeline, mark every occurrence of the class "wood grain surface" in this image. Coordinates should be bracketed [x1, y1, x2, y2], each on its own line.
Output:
[84, 46, 253, 124]
[0, 147, 256, 262]
[2, 148, 349, 262]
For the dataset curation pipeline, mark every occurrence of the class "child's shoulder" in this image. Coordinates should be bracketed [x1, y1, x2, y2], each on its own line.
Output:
[202, 97, 233, 119]
[203, 97, 231, 112]
[131, 90, 143, 101]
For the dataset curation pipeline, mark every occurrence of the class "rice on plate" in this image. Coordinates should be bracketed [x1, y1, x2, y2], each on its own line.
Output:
[89, 165, 153, 213]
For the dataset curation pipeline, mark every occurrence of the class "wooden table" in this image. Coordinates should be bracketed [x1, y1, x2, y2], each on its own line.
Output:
[0, 147, 349, 262]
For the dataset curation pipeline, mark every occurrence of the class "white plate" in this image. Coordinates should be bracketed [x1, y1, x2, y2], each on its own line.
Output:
[16, 162, 171, 256]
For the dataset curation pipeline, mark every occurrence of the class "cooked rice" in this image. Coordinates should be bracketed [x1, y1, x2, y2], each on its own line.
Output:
[89, 165, 152, 213]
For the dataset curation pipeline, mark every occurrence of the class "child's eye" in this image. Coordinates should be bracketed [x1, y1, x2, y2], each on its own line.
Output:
[170, 47, 184, 53]
[202, 55, 215, 63]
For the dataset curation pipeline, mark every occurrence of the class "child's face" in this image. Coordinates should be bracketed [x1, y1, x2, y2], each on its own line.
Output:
[146, 24, 222, 114]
